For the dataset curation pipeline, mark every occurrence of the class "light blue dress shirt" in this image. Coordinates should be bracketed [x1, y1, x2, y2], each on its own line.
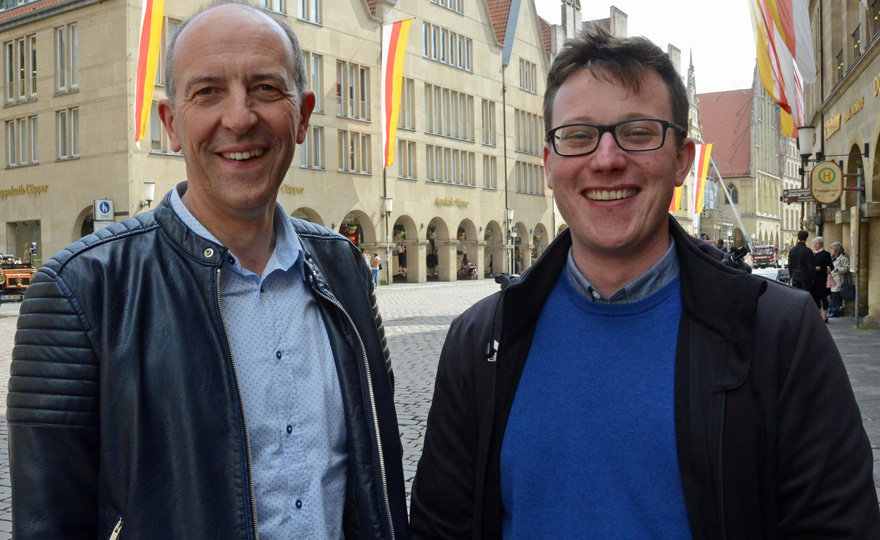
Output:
[170, 183, 347, 540]
[565, 236, 680, 304]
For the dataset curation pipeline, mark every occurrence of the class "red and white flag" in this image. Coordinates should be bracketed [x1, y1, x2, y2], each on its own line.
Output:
[380, 19, 413, 168]
[748, 0, 815, 137]
[134, 0, 165, 145]
[693, 144, 713, 214]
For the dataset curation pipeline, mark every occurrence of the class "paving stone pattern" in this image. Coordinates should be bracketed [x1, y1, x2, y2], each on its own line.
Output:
[1, 280, 879, 533]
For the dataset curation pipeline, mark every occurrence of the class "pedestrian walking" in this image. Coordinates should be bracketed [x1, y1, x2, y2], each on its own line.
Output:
[812, 236, 832, 322]
[787, 230, 814, 291]
[828, 241, 850, 318]
[411, 24, 879, 539]
[371, 252, 381, 286]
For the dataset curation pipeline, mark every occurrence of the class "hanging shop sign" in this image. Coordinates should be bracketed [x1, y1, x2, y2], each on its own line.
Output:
[810, 161, 843, 204]
[844, 97, 864, 122]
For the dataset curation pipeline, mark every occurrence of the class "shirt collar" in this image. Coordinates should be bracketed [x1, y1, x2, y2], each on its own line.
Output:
[565, 236, 680, 304]
[169, 181, 304, 278]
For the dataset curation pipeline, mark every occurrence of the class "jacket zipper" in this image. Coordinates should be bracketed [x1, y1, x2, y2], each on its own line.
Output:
[108, 516, 123, 540]
[216, 267, 260, 540]
[310, 275, 396, 540]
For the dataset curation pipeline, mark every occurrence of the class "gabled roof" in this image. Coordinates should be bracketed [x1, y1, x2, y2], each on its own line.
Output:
[538, 16, 552, 55]
[486, 0, 512, 44]
[698, 89, 754, 179]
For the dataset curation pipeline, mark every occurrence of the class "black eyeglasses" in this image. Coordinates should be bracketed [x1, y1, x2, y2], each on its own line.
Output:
[546, 118, 686, 157]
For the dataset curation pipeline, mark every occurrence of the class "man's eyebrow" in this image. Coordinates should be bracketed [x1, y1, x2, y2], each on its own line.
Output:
[183, 76, 223, 96]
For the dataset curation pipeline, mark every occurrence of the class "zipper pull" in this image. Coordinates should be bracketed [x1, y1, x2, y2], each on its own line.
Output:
[109, 516, 124, 540]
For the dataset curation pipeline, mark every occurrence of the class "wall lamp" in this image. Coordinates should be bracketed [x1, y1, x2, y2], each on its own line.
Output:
[140, 181, 156, 208]
[381, 197, 393, 217]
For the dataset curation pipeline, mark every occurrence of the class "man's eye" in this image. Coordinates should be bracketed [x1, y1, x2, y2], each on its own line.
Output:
[195, 87, 215, 96]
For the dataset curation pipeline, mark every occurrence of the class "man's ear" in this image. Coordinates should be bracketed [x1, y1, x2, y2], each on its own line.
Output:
[157, 99, 181, 153]
[543, 144, 554, 191]
[296, 90, 316, 145]
[675, 137, 697, 188]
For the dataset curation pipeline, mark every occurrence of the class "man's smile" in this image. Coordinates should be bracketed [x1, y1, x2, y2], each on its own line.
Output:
[585, 188, 638, 201]
[220, 148, 265, 161]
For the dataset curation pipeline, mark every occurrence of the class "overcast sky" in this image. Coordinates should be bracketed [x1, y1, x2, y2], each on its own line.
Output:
[532, 0, 758, 94]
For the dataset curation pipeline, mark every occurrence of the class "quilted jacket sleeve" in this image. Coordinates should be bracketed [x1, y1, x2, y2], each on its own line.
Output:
[6, 271, 100, 539]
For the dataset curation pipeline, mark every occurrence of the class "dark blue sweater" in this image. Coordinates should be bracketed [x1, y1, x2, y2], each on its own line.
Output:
[500, 271, 691, 539]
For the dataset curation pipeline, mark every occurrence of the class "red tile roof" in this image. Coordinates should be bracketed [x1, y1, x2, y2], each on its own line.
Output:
[486, 0, 511, 45]
[697, 89, 754, 179]
[0, 0, 67, 23]
[538, 16, 551, 55]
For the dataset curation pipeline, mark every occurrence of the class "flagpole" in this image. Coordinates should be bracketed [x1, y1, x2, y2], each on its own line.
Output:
[711, 159, 754, 253]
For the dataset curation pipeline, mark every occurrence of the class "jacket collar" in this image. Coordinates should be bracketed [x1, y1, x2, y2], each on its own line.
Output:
[505, 217, 766, 387]
[153, 190, 227, 268]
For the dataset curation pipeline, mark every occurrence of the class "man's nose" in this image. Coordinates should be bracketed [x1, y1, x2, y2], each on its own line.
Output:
[589, 131, 626, 171]
[221, 88, 258, 134]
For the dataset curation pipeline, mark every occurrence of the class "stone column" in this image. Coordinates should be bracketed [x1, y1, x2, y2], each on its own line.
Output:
[438, 240, 457, 282]
[409, 241, 427, 284]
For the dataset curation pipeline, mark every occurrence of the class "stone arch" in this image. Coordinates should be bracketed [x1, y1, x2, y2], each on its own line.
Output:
[73, 206, 95, 241]
[513, 221, 529, 273]
[426, 217, 451, 280]
[532, 223, 549, 260]
[557, 223, 569, 235]
[484, 220, 504, 277]
[391, 214, 418, 282]
[336, 210, 376, 247]
[844, 144, 866, 210]
[290, 207, 325, 226]
[732, 227, 746, 248]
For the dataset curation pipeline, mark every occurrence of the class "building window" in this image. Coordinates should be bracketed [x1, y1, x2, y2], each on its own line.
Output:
[305, 52, 323, 112]
[335, 61, 369, 121]
[57, 107, 79, 159]
[519, 58, 537, 93]
[5, 115, 38, 166]
[301, 125, 324, 169]
[5, 121, 13, 166]
[483, 155, 496, 189]
[337, 130, 370, 174]
[481, 99, 496, 145]
[397, 78, 415, 130]
[835, 49, 844, 83]
[870, 0, 880, 39]
[430, 0, 462, 14]
[725, 184, 738, 205]
[298, 0, 320, 24]
[514, 109, 542, 155]
[56, 23, 78, 93]
[4, 35, 36, 103]
[397, 139, 417, 179]
[851, 25, 862, 65]
[426, 144, 474, 185]
[148, 102, 180, 154]
[515, 160, 544, 195]
[422, 22, 472, 71]
[155, 18, 181, 85]
[260, 0, 284, 13]
[425, 83, 474, 141]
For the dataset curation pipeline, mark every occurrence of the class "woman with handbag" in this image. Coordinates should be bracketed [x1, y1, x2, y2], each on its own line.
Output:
[828, 242, 850, 318]
[811, 236, 833, 322]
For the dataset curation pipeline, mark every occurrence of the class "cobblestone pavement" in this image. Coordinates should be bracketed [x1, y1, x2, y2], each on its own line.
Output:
[1, 280, 879, 534]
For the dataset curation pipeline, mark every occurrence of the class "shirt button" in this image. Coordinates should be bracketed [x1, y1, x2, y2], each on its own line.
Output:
[591, 290, 601, 300]
[276, 350, 282, 359]
[260, 286, 265, 293]
[286, 425, 293, 434]
[295, 499, 302, 509]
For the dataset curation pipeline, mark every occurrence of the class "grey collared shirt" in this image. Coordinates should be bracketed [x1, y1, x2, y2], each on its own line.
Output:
[170, 183, 346, 539]
[566, 237, 680, 303]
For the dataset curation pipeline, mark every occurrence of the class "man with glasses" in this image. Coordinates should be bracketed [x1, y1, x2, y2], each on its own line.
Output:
[411, 25, 878, 539]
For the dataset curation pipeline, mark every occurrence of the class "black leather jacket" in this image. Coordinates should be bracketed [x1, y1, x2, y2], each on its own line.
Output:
[7, 193, 410, 540]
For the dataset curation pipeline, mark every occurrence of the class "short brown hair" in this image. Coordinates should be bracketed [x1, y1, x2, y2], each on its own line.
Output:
[543, 24, 688, 146]
[797, 230, 809, 242]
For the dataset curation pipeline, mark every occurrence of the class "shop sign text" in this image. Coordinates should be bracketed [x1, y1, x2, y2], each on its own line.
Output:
[434, 197, 469, 209]
[0, 184, 49, 199]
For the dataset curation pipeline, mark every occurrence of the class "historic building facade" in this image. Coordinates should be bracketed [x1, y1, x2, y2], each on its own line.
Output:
[1, 0, 556, 283]
[698, 74, 792, 252]
[802, 0, 880, 327]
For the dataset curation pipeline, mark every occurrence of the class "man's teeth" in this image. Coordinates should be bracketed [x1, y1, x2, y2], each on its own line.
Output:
[221, 149, 265, 160]
[586, 189, 637, 201]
